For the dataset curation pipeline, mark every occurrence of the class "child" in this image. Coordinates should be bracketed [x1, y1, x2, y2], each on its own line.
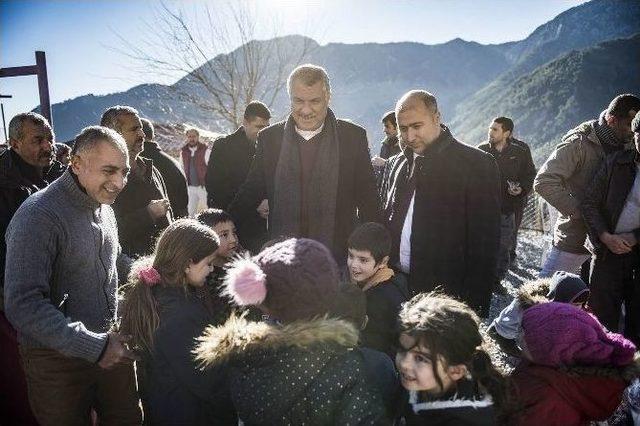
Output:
[512, 302, 639, 425]
[119, 219, 235, 425]
[195, 238, 388, 424]
[347, 222, 409, 356]
[396, 292, 510, 425]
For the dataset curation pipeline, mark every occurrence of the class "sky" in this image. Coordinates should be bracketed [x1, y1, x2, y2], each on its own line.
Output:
[0, 0, 589, 142]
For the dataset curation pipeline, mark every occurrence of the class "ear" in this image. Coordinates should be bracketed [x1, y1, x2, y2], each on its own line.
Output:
[446, 363, 467, 382]
[433, 110, 442, 125]
[184, 260, 194, 275]
[378, 255, 390, 268]
[70, 154, 82, 175]
[605, 113, 617, 127]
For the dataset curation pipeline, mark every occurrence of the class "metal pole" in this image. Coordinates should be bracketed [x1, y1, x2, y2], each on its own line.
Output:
[35, 51, 52, 125]
[1, 103, 6, 142]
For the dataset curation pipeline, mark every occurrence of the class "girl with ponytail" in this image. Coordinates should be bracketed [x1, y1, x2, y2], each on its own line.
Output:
[119, 219, 236, 425]
[395, 292, 512, 425]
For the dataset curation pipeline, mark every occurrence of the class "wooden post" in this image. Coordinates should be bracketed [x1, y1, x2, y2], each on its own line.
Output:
[35, 51, 52, 125]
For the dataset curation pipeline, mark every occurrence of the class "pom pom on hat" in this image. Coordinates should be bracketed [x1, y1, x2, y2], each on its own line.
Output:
[224, 257, 267, 306]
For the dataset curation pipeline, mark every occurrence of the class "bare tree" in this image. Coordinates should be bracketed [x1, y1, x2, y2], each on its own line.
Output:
[113, 1, 316, 130]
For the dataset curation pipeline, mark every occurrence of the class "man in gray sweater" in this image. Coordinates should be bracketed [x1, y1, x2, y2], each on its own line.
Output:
[4, 126, 142, 425]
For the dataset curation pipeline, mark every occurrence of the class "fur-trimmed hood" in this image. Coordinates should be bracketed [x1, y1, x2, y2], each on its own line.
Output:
[516, 278, 551, 309]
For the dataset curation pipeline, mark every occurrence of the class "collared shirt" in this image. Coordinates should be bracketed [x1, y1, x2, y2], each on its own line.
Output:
[615, 162, 640, 233]
[399, 152, 421, 273]
[295, 123, 325, 141]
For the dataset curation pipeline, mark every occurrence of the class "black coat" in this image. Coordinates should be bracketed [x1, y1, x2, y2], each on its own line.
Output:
[381, 127, 501, 316]
[581, 149, 640, 255]
[379, 136, 401, 160]
[141, 141, 189, 218]
[141, 286, 235, 425]
[0, 149, 65, 294]
[206, 127, 266, 252]
[229, 118, 380, 259]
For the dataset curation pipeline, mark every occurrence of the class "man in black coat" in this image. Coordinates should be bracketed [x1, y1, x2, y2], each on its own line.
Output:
[206, 102, 271, 252]
[382, 90, 501, 316]
[229, 64, 379, 260]
[140, 118, 189, 218]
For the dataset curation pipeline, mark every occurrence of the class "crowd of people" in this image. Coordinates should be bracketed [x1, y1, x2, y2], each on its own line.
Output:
[0, 63, 639, 425]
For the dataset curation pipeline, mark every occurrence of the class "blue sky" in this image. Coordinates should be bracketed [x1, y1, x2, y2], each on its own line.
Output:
[1, 0, 589, 141]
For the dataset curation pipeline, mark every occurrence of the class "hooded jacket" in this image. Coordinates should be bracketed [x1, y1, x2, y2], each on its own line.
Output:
[196, 316, 389, 425]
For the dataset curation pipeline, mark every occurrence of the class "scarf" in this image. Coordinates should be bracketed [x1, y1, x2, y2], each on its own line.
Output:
[270, 109, 340, 250]
[595, 110, 625, 150]
[358, 266, 395, 292]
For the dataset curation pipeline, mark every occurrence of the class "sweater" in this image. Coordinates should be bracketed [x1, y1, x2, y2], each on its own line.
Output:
[4, 169, 130, 363]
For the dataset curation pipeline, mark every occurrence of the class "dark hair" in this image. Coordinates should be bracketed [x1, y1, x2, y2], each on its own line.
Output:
[141, 118, 154, 140]
[330, 283, 367, 330]
[493, 117, 514, 134]
[196, 208, 235, 228]
[244, 101, 271, 121]
[347, 222, 391, 264]
[8, 112, 53, 142]
[381, 111, 396, 127]
[607, 94, 640, 119]
[399, 292, 509, 416]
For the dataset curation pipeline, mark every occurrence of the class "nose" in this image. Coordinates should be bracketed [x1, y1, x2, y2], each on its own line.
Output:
[396, 351, 410, 371]
[230, 233, 239, 244]
[407, 128, 417, 143]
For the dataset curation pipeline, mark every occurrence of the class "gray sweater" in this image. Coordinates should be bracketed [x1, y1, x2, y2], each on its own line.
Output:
[4, 169, 129, 363]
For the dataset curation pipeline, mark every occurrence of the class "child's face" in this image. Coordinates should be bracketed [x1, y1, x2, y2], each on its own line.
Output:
[395, 333, 457, 396]
[185, 253, 216, 287]
[213, 221, 239, 260]
[347, 248, 387, 283]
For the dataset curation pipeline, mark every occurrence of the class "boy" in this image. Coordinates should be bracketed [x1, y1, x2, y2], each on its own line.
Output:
[347, 222, 409, 356]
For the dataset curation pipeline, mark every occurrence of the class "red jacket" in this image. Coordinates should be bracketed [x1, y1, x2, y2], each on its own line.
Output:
[512, 364, 626, 425]
[181, 143, 208, 186]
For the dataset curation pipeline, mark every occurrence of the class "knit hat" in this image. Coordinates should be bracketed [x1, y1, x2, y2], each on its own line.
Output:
[224, 238, 339, 323]
[522, 302, 636, 367]
[546, 271, 590, 304]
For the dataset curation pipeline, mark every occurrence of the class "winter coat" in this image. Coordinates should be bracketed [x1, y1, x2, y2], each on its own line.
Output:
[112, 157, 172, 258]
[379, 136, 401, 160]
[140, 286, 235, 425]
[141, 141, 189, 218]
[181, 142, 208, 186]
[229, 117, 380, 260]
[196, 316, 390, 425]
[381, 126, 501, 316]
[206, 128, 266, 252]
[581, 148, 640, 255]
[534, 120, 610, 254]
[511, 359, 640, 425]
[477, 140, 536, 214]
[400, 379, 495, 425]
[0, 149, 65, 305]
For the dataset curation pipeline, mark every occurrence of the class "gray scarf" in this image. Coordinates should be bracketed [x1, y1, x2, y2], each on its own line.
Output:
[270, 109, 340, 250]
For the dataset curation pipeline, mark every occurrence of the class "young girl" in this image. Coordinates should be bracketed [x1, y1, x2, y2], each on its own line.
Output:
[396, 292, 510, 425]
[119, 219, 236, 425]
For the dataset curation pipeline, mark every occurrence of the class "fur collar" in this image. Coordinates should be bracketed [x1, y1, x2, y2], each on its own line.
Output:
[516, 278, 551, 309]
[195, 315, 359, 367]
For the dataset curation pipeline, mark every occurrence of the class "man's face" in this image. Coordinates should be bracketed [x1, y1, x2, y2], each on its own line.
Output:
[397, 99, 441, 155]
[609, 110, 637, 144]
[10, 120, 54, 168]
[186, 130, 199, 147]
[488, 121, 509, 145]
[243, 116, 270, 142]
[71, 141, 130, 205]
[290, 80, 330, 131]
[118, 114, 145, 159]
[383, 120, 397, 138]
[213, 220, 239, 260]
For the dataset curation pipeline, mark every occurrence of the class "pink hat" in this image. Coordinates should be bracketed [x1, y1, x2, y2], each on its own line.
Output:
[522, 302, 636, 367]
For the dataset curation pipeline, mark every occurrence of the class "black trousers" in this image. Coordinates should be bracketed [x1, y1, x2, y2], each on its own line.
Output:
[589, 248, 640, 346]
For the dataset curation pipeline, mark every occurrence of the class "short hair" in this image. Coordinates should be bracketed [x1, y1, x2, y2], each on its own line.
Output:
[196, 208, 235, 228]
[606, 94, 640, 119]
[632, 111, 640, 133]
[493, 116, 514, 133]
[8, 112, 53, 142]
[244, 101, 271, 121]
[396, 90, 438, 116]
[71, 126, 128, 157]
[381, 111, 396, 127]
[347, 222, 391, 264]
[185, 127, 200, 137]
[100, 105, 139, 131]
[287, 64, 331, 96]
[141, 118, 154, 140]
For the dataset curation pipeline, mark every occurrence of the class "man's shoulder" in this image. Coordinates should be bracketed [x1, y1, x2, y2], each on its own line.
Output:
[449, 137, 495, 163]
[477, 141, 491, 151]
[560, 120, 597, 145]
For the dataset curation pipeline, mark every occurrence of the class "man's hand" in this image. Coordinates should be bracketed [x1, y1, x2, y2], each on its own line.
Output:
[600, 231, 633, 254]
[257, 199, 269, 219]
[507, 180, 522, 196]
[619, 232, 637, 248]
[98, 332, 137, 369]
[147, 199, 170, 220]
[371, 156, 386, 168]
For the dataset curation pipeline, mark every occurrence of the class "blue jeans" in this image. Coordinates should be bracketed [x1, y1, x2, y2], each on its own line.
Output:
[539, 246, 590, 278]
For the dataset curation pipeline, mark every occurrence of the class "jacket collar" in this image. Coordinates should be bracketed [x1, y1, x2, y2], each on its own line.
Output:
[402, 124, 454, 164]
[60, 169, 101, 210]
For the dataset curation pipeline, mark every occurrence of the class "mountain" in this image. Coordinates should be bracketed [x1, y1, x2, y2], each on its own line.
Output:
[453, 34, 640, 164]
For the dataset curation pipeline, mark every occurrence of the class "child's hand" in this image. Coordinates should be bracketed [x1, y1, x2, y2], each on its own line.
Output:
[147, 199, 171, 220]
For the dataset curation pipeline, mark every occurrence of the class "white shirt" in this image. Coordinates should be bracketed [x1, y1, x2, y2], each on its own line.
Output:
[399, 152, 422, 273]
[295, 124, 324, 141]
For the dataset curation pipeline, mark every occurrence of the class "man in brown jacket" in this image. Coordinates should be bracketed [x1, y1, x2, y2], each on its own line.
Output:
[534, 94, 640, 277]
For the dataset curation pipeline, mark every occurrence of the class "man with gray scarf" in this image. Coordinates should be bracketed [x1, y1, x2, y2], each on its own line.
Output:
[229, 64, 379, 259]
[535, 94, 640, 278]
